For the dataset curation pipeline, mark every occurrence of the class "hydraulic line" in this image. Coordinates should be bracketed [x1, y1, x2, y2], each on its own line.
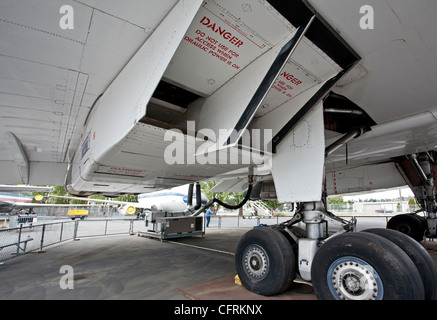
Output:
[211, 183, 253, 210]
[187, 183, 194, 206]
[194, 182, 201, 210]
[325, 127, 364, 158]
[191, 178, 253, 216]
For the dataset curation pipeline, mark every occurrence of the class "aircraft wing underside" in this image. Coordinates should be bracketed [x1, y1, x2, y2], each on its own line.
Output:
[1, 0, 436, 201]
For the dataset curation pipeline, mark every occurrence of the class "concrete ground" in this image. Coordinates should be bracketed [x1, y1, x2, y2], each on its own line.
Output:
[0, 227, 436, 300]
[0, 229, 244, 300]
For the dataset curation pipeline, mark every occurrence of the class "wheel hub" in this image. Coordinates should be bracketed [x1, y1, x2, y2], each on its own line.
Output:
[398, 224, 411, 234]
[244, 245, 269, 281]
[328, 257, 383, 300]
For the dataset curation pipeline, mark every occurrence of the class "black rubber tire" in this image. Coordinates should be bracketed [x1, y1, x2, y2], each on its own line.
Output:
[235, 227, 295, 296]
[311, 232, 425, 300]
[363, 228, 437, 300]
[415, 215, 430, 236]
[387, 214, 426, 242]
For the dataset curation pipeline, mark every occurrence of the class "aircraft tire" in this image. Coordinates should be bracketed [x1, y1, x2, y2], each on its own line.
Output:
[363, 228, 437, 300]
[235, 227, 296, 296]
[311, 232, 425, 300]
[387, 214, 426, 242]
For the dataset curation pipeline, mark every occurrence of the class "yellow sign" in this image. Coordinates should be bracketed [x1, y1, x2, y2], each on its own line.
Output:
[34, 195, 43, 201]
[126, 206, 136, 215]
[68, 210, 89, 216]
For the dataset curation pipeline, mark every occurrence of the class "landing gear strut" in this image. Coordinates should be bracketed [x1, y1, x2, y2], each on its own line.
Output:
[235, 201, 437, 300]
[389, 152, 437, 240]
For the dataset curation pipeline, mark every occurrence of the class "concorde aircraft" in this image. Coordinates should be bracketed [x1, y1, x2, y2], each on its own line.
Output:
[1, 0, 436, 300]
[50, 183, 208, 215]
[0, 185, 95, 226]
[0, 185, 56, 214]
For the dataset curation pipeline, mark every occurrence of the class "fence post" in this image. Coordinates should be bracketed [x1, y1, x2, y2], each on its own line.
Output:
[39, 224, 46, 252]
[73, 220, 79, 240]
[16, 224, 22, 254]
[129, 220, 134, 235]
[59, 222, 64, 242]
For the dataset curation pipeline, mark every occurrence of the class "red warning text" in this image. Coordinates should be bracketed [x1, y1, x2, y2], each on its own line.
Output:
[280, 71, 302, 86]
[200, 16, 244, 48]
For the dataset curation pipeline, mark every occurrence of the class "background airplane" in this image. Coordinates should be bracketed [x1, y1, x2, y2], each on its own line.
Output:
[49, 183, 208, 215]
[0, 185, 55, 214]
[0, 187, 92, 217]
[0, 191, 34, 214]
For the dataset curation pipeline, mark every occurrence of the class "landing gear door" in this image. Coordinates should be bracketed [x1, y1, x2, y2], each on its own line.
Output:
[272, 101, 325, 203]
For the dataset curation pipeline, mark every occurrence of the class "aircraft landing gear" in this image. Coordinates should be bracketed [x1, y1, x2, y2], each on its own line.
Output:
[311, 232, 424, 300]
[362, 228, 437, 300]
[235, 202, 436, 300]
[387, 213, 428, 242]
[235, 227, 296, 296]
[389, 152, 437, 241]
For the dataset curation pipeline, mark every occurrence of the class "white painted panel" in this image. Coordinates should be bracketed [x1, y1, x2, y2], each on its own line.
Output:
[256, 37, 342, 117]
[70, 121, 256, 194]
[29, 162, 68, 186]
[57, 71, 89, 162]
[250, 81, 326, 136]
[0, 0, 92, 44]
[164, 0, 294, 95]
[272, 102, 325, 202]
[7, 132, 29, 184]
[71, 0, 206, 193]
[0, 161, 21, 184]
[82, 0, 204, 162]
[210, 179, 248, 193]
[195, 31, 297, 146]
[0, 10, 85, 71]
[79, 9, 150, 95]
[308, 0, 437, 124]
[325, 163, 406, 196]
[325, 109, 437, 170]
[78, 0, 178, 30]
[256, 60, 320, 117]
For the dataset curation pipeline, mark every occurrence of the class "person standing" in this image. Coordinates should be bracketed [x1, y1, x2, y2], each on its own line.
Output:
[205, 208, 213, 227]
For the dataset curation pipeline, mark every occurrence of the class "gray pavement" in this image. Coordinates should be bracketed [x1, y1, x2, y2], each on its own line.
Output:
[0, 229, 244, 300]
[0, 218, 436, 300]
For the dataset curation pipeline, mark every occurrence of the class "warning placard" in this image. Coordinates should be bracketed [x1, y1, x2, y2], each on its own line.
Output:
[270, 71, 304, 98]
[182, 14, 247, 71]
[95, 165, 147, 178]
[257, 61, 321, 116]
[164, 1, 275, 95]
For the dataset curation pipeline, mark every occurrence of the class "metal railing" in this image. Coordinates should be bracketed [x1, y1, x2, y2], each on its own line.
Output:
[0, 213, 395, 263]
[0, 221, 75, 263]
[0, 218, 147, 263]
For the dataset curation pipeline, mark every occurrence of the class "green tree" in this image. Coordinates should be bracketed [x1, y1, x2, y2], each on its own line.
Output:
[327, 196, 345, 205]
[408, 198, 419, 211]
[114, 194, 138, 203]
[46, 185, 69, 204]
[32, 185, 138, 205]
[264, 200, 279, 210]
[200, 181, 244, 208]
